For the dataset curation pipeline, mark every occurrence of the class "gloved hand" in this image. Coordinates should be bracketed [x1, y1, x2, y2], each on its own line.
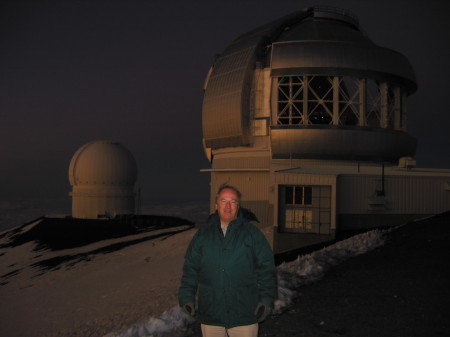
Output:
[254, 302, 271, 322]
[181, 303, 196, 317]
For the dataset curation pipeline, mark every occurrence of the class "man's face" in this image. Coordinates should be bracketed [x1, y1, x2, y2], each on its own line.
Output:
[215, 188, 240, 225]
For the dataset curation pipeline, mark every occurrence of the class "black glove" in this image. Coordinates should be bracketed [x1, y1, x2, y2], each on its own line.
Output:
[182, 303, 196, 317]
[254, 302, 271, 322]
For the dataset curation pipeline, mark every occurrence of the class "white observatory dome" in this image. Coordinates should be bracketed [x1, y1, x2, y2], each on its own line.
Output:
[69, 140, 137, 186]
[68, 140, 138, 219]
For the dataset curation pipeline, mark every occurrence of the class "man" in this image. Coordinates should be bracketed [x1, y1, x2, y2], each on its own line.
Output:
[178, 184, 277, 337]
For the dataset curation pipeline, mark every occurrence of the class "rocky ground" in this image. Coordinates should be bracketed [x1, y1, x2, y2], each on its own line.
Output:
[190, 212, 450, 337]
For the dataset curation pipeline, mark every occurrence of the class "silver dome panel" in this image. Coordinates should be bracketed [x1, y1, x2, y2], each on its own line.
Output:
[202, 10, 311, 149]
[271, 42, 416, 93]
[270, 126, 417, 162]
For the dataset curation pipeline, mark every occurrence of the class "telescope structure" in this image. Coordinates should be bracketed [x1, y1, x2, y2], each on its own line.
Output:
[201, 7, 450, 253]
[69, 140, 137, 219]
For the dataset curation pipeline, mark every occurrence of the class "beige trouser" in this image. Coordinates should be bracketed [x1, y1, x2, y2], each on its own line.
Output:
[201, 323, 258, 337]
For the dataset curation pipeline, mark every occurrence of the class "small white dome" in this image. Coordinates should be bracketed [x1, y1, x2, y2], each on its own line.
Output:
[68, 140, 137, 187]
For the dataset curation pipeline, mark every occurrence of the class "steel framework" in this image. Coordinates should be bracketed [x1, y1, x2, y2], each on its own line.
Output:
[275, 75, 405, 130]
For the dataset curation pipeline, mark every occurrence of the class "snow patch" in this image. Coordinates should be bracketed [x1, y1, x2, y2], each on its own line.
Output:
[274, 229, 388, 312]
[104, 307, 195, 337]
[105, 228, 388, 337]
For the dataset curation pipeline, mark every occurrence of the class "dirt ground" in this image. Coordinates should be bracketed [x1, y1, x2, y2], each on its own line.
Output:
[260, 212, 450, 337]
[190, 212, 450, 337]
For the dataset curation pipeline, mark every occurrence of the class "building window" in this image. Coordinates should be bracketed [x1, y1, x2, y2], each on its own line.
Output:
[278, 185, 331, 234]
[284, 185, 312, 205]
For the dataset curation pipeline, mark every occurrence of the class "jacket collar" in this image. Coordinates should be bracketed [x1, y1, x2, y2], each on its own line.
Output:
[208, 211, 243, 228]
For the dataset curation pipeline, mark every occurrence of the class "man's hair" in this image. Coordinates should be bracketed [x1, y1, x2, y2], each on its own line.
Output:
[215, 184, 242, 203]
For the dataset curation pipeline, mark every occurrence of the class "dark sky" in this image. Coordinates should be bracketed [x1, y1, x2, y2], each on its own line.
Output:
[1, 0, 449, 204]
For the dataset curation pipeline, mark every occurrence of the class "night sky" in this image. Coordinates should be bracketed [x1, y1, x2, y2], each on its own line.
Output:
[1, 0, 449, 204]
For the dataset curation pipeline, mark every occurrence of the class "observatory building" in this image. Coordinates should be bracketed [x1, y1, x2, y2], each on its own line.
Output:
[201, 7, 450, 253]
[68, 140, 137, 219]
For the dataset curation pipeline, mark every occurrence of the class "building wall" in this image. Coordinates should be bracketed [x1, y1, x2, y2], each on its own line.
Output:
[337, 174, 450, 213]
[71, 186, 135, 219]
[212, 151, 270, 170]
[337, 174, 450, 229]
[207, 167, 450, 251]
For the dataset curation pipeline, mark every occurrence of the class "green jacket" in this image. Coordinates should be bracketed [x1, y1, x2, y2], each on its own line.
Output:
[178, 210, 277, 328]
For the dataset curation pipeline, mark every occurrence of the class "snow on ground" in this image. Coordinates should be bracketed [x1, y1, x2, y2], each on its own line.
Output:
[1, 199, 390, 337]
[0, 223, 197, 337]
[104, 228, 389, 337]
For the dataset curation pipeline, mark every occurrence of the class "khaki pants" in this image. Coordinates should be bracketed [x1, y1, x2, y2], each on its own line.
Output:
[201, 323, 258, 337]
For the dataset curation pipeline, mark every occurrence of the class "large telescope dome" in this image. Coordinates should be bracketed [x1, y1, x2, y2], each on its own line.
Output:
[202, 6, 417, 162]
[200, 7, 450, 255]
